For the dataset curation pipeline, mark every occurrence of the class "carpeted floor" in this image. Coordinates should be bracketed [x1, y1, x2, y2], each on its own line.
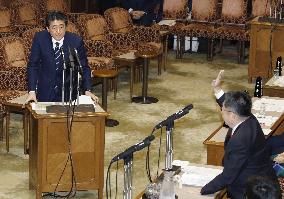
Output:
[0, 48, 253, 199]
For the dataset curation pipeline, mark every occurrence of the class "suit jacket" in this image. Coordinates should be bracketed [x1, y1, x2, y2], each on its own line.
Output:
[27, 30, 92, 102]
[202, 94, 278, 199]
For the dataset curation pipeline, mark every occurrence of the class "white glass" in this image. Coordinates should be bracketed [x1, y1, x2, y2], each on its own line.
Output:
[159, 171, 175, 199]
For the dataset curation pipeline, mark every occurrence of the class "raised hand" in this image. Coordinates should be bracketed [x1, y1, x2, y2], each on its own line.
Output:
[211, 70, 224, 93]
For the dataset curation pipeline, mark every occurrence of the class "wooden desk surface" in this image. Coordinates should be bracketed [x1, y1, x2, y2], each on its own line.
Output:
[135, 163, 225, 199]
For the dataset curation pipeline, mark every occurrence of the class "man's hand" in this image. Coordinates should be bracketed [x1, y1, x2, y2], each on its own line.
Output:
[23, 92, 37, 108]
[131, 11, 145, 19]
[85, 91, 99, 104]
[211, 70, 224, 94]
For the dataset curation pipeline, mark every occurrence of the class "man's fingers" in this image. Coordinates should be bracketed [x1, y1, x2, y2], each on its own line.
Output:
[217, 70, 224, 80]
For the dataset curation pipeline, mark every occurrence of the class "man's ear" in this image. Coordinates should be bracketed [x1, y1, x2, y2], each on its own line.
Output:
[46, 27, 50, 32]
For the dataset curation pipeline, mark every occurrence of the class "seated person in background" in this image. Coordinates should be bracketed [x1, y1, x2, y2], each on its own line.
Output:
[200, 70, 279, 199]
[120, 0, 161, 26]
[245, 176, 281, 199]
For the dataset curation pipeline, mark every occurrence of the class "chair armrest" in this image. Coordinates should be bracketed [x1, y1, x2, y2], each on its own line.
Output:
[84, 39, 113, 58]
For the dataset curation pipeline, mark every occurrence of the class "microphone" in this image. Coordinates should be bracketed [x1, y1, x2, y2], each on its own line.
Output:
[111, 134, 155, 163]
[154, 104, 193, 130]
[73, 48, 83, 75]
[68, 46, 75, 70]
[60, 47, 67, 70]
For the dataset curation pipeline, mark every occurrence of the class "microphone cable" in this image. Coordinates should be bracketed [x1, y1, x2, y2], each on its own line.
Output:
[43, 99, 78, 198]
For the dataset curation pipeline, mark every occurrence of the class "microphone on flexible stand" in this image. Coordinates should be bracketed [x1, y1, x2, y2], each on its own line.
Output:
[68, 46, 75, 102]
[153, 104, 193, 130]
[60, 47, 67, 104]
[111, 134, 155, 163]
[73, 48, 83, 75]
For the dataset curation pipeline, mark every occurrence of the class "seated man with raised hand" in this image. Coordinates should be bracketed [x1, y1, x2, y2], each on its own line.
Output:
[200, 70, 279, 199]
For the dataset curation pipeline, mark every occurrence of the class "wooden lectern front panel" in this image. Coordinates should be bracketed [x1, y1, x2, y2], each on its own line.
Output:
[29, 113, 106, 198]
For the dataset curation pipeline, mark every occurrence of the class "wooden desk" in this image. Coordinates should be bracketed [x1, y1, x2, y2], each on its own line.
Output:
[4, 93, 28, 154]
[204, 97, 284, 166]
[28, 103, 107, 199]
[263, 77, 284, 98]
[248, 17, 284, 82]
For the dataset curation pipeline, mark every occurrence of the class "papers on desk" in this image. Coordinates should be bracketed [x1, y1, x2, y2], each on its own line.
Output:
[31, 95, 96, 111]
[253, 113, 279, 127]
[158, 19, 176, 26]
[252, 98, 284, 113]
[272, 76, 284, 87]
[181, 166, 222, 187]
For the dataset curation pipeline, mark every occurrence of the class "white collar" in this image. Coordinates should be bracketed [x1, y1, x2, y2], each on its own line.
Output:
[52, 37, 64, 49]
[232, 121, 243, 135]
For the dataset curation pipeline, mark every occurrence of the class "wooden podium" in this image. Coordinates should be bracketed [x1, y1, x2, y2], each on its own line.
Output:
[248, 17, 284, 82]
[27, 103, 108, 199]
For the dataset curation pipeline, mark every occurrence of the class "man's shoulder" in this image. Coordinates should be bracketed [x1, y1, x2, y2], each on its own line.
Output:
[64, 32, 82, 42]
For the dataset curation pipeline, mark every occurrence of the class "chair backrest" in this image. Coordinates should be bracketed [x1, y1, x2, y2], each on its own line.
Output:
[104, 7, 133, 33]
[0, 36, 28, 68]
[191, 0, 219, 21]
[78, 14, 109, 40]
[22, 27, 43, 52]
[66, 21, 81, 36]
[220, 0, 248, 24]
[40, 0, 70, 16]
[162, 0, 188, 19]
[251, 0, 275, 17]
[0, 7, 13, 32]
[11, 1, 41, 25]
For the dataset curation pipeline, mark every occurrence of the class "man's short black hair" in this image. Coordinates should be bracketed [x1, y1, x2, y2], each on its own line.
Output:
[223, 91, 252, 117]
[45, 10, 68, 27]
[245, 176, 281, 199]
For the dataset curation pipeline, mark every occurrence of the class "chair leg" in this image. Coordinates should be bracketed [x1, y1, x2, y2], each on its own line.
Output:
[0, 111, 4, 141]
[238, 41, 245, 64]
[207, 38, 214, 61]
[113, 76, 117, 100]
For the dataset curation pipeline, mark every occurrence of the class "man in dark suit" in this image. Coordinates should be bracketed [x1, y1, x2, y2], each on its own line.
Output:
[25, 11, 98, 103]
[120, 0, 162, 26]
[200, 70, 279, 199]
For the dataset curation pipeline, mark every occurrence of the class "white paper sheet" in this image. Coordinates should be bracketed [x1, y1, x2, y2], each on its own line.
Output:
[181, 166, 222, 186]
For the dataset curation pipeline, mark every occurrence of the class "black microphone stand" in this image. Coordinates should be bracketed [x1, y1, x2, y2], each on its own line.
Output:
[165, 121, 174, 170]
[73, 49, 82, 106]
[61, 47, 67, 105]
[123, 155, 133, 199]
[68, 47, 74, 103]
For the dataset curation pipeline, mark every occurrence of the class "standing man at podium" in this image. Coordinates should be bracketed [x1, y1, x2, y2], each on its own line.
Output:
[25, 11, 99, 104]
[200, 70, 279, 199]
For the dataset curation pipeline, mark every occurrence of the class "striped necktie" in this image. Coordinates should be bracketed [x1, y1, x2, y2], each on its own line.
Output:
[54, 42, 61, 70]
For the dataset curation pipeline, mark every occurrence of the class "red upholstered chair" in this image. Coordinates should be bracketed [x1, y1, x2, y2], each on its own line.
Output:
[77, 14, 115, 70]
[251, 0, 275, 18]
[0, 7, 19, 38]
[162, 0, 188, 19]
[174, 0, 219, 59]
[10, 1, 43, 34]
[104, 7, 161, 50]
[211, 0, 250, 64]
